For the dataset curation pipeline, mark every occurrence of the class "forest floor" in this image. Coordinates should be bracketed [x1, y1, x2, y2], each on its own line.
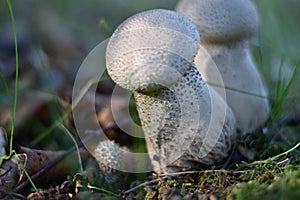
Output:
[0, 0, 300, 199]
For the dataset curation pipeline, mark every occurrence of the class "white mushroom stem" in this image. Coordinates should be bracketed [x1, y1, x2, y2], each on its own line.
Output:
[134, 67, 236, 172]
[106, 9, 236, 173]
[176, 0, 270, 135]
[195, 42, 269, 134]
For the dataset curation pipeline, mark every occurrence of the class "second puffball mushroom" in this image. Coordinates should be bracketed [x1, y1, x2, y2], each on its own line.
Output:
[105, 9, 236, 173]
[176, 0, 270, 135]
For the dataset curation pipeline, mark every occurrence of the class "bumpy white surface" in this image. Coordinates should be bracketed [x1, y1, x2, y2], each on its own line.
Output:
[195, 43, 270, 134]
[105, 9, 237, 173]
[135, 67, 236, 172]
[176, 0, 258, 43]
[94, 140, 123, 173]
[93, 140, 127, 187]
[106, 9, 200, 92]
[177, 0, 270, 134]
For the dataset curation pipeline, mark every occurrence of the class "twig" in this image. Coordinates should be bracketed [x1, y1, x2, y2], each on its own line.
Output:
[158, 170, 202, 177]
[123, 168, 254, 196]
[158, 169, 253, 177]
[10, 192, 26, 199]
[276, 158, 290, 166]
[14, 123, 120, 193]
[252, 141, 300, 165]
[88, 185, 119, 197]
[0, 190, 26, 200]
[124, 176, 169, 195]
[0, 191, 27, 199]
[14, 143, 78, 193]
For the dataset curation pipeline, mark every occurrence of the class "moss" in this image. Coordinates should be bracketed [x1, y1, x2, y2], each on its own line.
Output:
[142, 161, 300, 199]
[226, 169, 300, 200]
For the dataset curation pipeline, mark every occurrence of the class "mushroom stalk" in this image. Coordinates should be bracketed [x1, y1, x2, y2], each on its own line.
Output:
[176, 0, 270, 134]
[195, 41, 269, 134]
[105, 9, 236, 173]
[134, 67, 236, 172]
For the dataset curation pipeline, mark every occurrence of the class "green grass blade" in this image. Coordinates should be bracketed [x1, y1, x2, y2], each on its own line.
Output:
[272, 60, 300, 121]
[206, 81, 269, 99]
[60, 124, 83, 173]
[6, 0, 19, 159]
[13, 151, 38, 192]
[274, 57, 285, 100]
[99, 18, 114, 35]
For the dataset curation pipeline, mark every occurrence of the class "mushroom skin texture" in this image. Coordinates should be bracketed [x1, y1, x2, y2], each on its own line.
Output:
[106, 9, 236, 173]
[176, 0, 270, 134]
[93, 140, 126, 185]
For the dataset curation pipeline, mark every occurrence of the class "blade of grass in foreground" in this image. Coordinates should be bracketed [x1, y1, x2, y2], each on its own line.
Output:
[271, 60, 300, 122]
[60, 124, 83, 173]
[2, 0, 19, 159]
[99, 18, 114, 35]
[206, 82, 269, 99]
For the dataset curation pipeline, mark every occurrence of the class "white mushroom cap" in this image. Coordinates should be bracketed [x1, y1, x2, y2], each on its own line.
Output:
[176, 0, 259, 43]
[104, 9, 237, 173]
[106, 9, 200, 92]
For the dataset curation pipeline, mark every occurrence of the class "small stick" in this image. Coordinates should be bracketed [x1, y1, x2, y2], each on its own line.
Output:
[88, 185, 119, 197]
[14, 123, 120, 193]
[124, 176, 169, 195]
[158, 169, 253, 177]
[252, 141, 300, 165]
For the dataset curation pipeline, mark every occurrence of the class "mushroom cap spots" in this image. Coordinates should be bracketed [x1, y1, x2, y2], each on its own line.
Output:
[106, 9, 200, 91]
[176, 0, 259, 43]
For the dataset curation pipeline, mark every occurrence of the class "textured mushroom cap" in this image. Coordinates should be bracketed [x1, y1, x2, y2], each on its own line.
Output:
[176, 0, 259, 43]
[106, 9, 200, 91]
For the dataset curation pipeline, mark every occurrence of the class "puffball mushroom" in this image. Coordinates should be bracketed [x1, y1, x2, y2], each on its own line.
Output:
[93, 140, 127, 188]
[176, 0, 270, 134]
[106, 9, 236, 173]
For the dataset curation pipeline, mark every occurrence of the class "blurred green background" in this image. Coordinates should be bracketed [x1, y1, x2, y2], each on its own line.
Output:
[1, 0, 299, 77]
[0, 0, 300, 136]
[1, 0, 299, 88]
